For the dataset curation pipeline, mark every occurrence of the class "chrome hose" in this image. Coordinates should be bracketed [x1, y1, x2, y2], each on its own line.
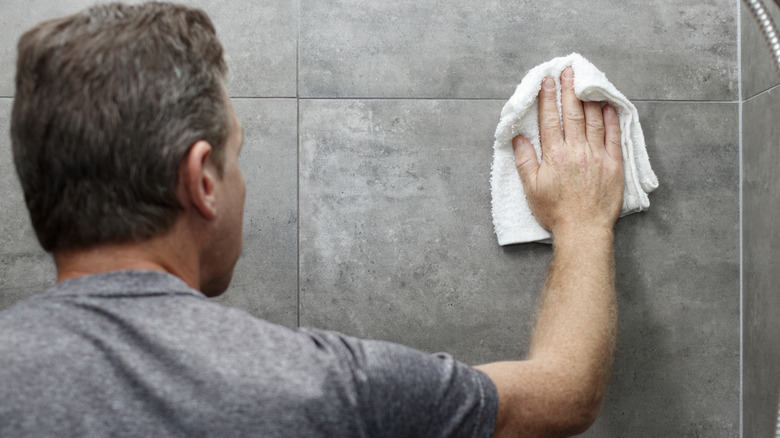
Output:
[745, 0, 780, 72]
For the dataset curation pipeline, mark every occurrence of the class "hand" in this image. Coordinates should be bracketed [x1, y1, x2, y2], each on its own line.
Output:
[513, 67, 624, 237]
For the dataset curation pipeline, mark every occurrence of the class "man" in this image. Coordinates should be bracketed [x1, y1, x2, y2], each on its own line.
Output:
[1, 2, 623, 437]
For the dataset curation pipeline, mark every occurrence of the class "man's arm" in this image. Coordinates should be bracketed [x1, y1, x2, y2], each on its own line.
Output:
[476, 67, 624, 438]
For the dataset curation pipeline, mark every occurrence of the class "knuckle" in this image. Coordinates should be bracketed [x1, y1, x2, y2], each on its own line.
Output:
[586, 118, 605, 132]
[589, 149, 603, 165]
[609, 138, 623, 153]
[563, 109, 585, 124]
[514, 155, 532, 172]
[548, 147, 567, 165]
[541, 109, 561, 124]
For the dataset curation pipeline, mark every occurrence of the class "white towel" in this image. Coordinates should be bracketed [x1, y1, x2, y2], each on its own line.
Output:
[490, 53, 659, 245]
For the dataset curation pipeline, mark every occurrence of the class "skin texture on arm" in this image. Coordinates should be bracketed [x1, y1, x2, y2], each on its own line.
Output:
[476, 67, 624, 438]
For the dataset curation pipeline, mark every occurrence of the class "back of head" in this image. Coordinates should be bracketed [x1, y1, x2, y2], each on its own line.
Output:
[11, 2, 229, 253]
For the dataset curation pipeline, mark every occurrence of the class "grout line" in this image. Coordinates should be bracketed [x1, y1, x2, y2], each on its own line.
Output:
[632, 99, 739, 103]
[296, 98, 301, 329]
[296, 0, 302, 329]
[226, 97, 744, 104]
[743, 82, 780, 103]
[295, 0, 300, 101]
[297, 96, 509, 101]
[292, 96, 741, 103]
[737, 0, 744, 436]
[229, 96, 297, 100]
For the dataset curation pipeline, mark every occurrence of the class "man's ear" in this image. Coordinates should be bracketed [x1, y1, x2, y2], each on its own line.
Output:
[181, 140, 219, 220]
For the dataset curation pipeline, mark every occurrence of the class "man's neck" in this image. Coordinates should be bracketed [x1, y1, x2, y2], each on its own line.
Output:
[54, 230, 201, 292]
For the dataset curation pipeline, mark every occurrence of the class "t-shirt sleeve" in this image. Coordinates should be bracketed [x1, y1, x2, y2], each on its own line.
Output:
[299, 327, 498, 438]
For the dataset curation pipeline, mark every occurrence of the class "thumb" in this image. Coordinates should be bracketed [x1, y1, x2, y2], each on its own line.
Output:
[513, 136, 539, 188]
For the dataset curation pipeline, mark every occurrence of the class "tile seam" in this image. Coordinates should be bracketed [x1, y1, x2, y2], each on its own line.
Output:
[737, 0, 744, 436]
[743, 83, 780, 101]
[0, 95, 745, 102]
[293, 97, 740, 103]
[743, 82, 780, 103]
[296, 98, 301, 329]
[229, 96, 297, 99]
[296, 0, 302, 329]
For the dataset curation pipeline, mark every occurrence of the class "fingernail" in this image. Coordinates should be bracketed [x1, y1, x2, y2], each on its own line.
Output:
[562, 67, 574, 79]
[543, 77, 555, 90]
[512, 136, 527, 150]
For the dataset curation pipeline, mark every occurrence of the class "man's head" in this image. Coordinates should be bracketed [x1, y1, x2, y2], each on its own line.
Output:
[11, 2, 231, 253]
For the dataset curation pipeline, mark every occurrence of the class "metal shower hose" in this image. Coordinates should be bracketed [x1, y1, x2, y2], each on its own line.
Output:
[745, 0, 780, 72]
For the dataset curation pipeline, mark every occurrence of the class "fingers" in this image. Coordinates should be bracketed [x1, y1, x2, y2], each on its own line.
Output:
[583, 101, 605, 152]
[513, 136, 539, 188]
[537, 67, 620, 164]
[538, 77, 562, 151]
[603, 104, 622, 161]
[560, 67, 586, 144]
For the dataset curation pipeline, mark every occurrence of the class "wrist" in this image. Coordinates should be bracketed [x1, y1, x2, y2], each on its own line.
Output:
[551, 223, 615, 249]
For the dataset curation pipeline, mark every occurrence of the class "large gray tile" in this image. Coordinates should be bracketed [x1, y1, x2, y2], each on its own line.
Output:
[299, 98, 547, 365]
[212, 98, 298, 327]
[299, 99, 739, 436]
[190, 0, 297, 97]
[742, 0, 780, 100]
[300, 0, 737, 100]
[743, 86, 780, 438]
[589, 102, 740, 437]
[0, 99, 57, 311]
[0, 0, 297, 97]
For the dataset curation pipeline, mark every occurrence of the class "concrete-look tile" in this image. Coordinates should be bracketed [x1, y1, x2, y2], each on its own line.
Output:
[742, 0, 780, 99]
[186, 0, 297, 97]
[0, 0, 297, 97]
[299, 99, 549, 365]
[300, 0, 737, 100]
[743, 87, 780, 438]
[299, 98, 739, 436]
[212, 99, 298, 327]
[0, 99, 57, 311]
[589, 102, 739, 437]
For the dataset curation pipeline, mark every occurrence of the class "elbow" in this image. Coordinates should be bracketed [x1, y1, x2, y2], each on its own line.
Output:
[566, 402, 601, 436]
[485, 359, 610, 438]
[539, 357, 609, 436]
[551, 386, 605, 436]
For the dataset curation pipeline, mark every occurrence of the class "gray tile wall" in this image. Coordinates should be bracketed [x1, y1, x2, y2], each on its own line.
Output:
[742, 1, 780, 437]
[743, 88, 780, 438]
[2, 1, 744, 436]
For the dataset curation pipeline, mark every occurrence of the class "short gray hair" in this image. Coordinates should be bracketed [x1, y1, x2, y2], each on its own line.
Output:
[11, 2, 229, 252]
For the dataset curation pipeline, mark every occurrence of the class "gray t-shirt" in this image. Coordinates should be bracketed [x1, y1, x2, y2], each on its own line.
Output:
[0, 270, 498, 437]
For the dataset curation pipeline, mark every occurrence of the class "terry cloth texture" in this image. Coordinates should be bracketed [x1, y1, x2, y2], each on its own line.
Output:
[491, 53, 659, 245]
[0, 270, 498, 438]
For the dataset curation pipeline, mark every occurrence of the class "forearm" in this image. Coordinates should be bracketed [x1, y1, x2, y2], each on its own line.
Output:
[529, 226, 618, 412]
[480, 68, 623, 438]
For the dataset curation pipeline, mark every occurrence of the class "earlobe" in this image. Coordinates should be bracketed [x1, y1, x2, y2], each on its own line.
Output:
[183, 140, 218, 220]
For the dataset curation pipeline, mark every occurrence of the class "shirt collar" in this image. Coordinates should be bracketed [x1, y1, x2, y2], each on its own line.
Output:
[43, 270, 204, 299]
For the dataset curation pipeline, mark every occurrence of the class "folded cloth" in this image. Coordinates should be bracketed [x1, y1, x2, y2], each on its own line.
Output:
[490, 53, 659, 245]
